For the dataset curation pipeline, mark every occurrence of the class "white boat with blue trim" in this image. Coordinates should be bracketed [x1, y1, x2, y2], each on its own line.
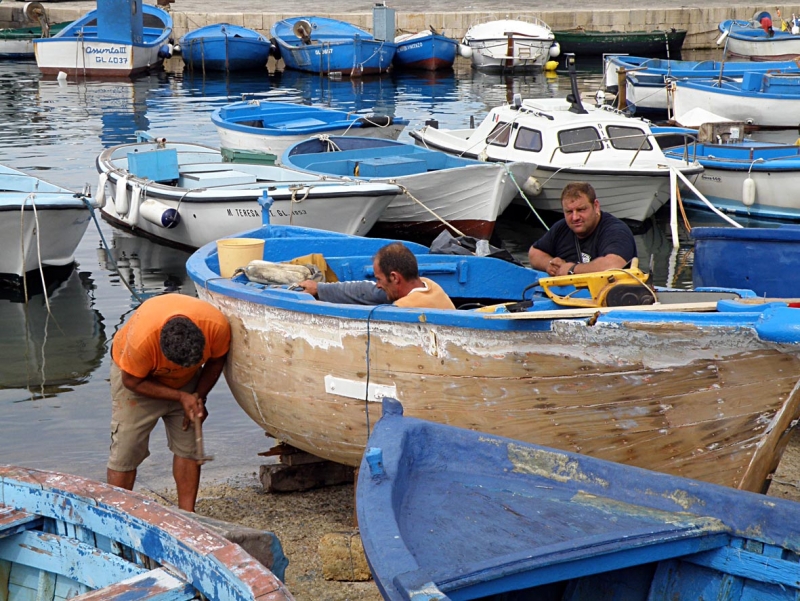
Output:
[187, 224, 800, 493]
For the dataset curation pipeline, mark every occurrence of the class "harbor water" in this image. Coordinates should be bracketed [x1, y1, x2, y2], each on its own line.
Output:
[0, 54, 756, 491]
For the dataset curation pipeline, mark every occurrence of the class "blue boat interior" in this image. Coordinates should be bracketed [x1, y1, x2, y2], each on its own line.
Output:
[285, 137, 477, 175]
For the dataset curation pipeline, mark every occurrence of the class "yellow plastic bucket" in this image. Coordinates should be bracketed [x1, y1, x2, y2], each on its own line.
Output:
[216, 238, 264, 278]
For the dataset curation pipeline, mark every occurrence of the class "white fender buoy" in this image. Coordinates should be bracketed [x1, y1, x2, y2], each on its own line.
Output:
[95, 172, 108, 208]
[114, 176, 129, 216]
[458, 44, 472, 59]
[716, 30, 729, 46]
[56, 71, 67, 81]
[742, 177, 756, 206]
[127, 183, 142, 225]
[549, 42, 560, 58]
[522, 176, 542, 196]
[140, 199, 181, 228]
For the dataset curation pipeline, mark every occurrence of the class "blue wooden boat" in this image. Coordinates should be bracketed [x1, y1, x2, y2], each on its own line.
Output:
[358, 397, 800, 601]
[0, 465, 293, 600]
[212, 100, 409, 157]
[282, 135, 536, 240]
[178, 23, 271, 72]
[719, 13, 800, 61]
[604, 54, 800, 114]
[270, 15, 396, 76]
[33, 0, 173, 77]
[186, 224, 800, 493]
[393, 29, 460, 71]
[672, 73, 800, 127]
[692, 225, 800, 298]
[663, 122, 800, 220]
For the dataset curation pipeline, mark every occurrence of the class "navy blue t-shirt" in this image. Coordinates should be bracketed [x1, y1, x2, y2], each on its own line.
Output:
[532, 212, 637, 265]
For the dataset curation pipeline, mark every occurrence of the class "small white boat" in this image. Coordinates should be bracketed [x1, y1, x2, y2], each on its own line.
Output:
[96, 139, 400, 250]
[462, 19, 559, 72]
[671, 73, 800, 128]
[0, 164, 95, 288]
[411, 65, 702, 223]
[719, 13, 800, 60]
[212, 100, 409, 158]
[34, 1, 173, 77]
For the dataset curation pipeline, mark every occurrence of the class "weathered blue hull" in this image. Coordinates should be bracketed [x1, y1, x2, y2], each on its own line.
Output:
[359, 398, 800, 600]
[692, 225, 800, 298]
[180, 23, 271, 71]
[0, 465, 293, 600]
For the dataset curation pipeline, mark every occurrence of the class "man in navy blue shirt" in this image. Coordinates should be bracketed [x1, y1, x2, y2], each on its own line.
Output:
[528, 182, 637, 277]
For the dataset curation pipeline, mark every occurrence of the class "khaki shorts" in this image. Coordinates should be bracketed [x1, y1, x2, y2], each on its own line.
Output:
[107, 361, 200, 471]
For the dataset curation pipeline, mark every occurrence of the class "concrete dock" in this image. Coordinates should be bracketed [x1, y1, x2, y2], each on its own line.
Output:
[0, 1, 781, 50]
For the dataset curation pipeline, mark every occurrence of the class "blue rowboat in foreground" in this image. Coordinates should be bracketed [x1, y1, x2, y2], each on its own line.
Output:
[179, 23, 271, 71]
[358, 397, 800, 601]
[0, 465, 293, 600]
[187, 224, 800, 492]
[692, 224, 800, 298]
[212, 100, 409, 157]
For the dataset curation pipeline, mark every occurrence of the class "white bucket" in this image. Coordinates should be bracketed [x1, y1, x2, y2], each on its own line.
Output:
[216, 238, 265, 278]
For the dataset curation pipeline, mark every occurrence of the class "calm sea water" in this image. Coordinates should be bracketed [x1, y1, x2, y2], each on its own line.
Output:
[0, 54, 759, 490]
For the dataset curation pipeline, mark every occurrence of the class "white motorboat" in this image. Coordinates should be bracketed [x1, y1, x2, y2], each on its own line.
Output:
[0, 164, 95, 288]
[96, 139, 400, 250]
[411, 62, 703, 223]
[462, 19, 560, 72]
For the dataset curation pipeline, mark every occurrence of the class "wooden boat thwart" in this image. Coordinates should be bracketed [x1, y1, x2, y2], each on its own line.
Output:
[359, 398, 800, 600]
[0, 465, 293, 600]
[187, 225, 800, 493]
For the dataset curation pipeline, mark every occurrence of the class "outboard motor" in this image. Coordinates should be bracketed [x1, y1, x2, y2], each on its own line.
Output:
[564, 54, 588, 115]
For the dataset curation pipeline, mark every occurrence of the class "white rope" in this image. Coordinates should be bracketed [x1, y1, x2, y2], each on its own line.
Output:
[395, 183, 466, 237]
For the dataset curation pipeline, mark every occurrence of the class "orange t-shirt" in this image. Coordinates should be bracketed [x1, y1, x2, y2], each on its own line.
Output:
[394, 278, 455, 310]
[112, 295, 231, 389]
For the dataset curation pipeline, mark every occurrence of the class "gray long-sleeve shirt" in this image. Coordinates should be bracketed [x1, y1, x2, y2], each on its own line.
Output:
[316, 281, 389, 305]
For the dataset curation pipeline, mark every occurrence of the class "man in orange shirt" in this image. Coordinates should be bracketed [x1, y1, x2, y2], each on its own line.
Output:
[107, 294, 231, 512]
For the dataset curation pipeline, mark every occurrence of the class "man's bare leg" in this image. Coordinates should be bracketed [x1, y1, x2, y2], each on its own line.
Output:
[174, 454, 201, 512]
[107, 468, 137, 491]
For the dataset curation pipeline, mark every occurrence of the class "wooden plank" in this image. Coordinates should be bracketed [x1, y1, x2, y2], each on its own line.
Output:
[0, 507, 41, 539]
[483, 301, 721, 320]
[0, 531, 146, 590]
[0, 559, 9, 601]
[686, 544, 800, 588]
[71, 568, 195, 601]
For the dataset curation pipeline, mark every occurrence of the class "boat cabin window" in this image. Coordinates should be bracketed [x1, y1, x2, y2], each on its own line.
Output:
[557, 127, 603, 154]
[487, 122, 513, 147]
[513, 127, 542, 152]
[607, 126, 653, 151]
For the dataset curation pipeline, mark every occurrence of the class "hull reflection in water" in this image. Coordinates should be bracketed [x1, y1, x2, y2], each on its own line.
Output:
[0, 268, 106, 395]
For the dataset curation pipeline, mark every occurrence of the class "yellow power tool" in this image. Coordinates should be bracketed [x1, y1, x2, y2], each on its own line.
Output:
[538, 263, 655, 308]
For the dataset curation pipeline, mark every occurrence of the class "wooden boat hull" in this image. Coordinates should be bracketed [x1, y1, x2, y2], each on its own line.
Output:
[187, 228, 800, 494]
[358, 398, 800, 601]
[0, 465, 293, 600]
[692, 225, 800, 297]
[554, 28, 686, 57]
[393, 31, 458, 71]
[180, 24, 271, 71]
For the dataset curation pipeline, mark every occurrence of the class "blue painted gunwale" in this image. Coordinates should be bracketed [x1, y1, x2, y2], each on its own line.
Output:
[720, 18, 800, 44]
[664, 140, 800, 171]
[34, 4, 172, 50]
[211, 100, 409, 138]
[181, 225, 800, 345]
[179, 23, 271, 71]
[393, 31, 458, 71]
[0, 465, 292, 600]
[692, 224, 800, 297]
[270, 16, 396, 75]
[675, 74, 800, 100]
[358, 398, 800, 601]
[610, 55, 800, 81]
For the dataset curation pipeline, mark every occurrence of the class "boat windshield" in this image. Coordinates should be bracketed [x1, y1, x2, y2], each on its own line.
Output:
[558, 127, 603, 153]
[487, 122, 513, 147]
[514, 127, 543, 152]
[607, 126, 653, 151]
